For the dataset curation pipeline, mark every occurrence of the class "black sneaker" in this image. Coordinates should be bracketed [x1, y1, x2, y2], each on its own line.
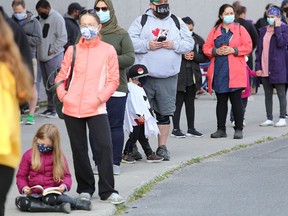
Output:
[210, 130, 227, 138]
[233, 130, 243, 139]
[147, 152, 164, 163]
[170, 129, 186, 138]
[186, 128, 203, 138]
[131, 146, 142, 160]
[156, 145, 170, 161]
[39, 109, 57, 118]
[122, 154, 136, 164]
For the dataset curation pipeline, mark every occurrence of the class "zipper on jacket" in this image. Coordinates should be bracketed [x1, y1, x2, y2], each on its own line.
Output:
[78, 46, 89, 118]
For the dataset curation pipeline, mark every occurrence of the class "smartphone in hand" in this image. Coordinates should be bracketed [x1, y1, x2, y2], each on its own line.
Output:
[157, 36, 166, 42]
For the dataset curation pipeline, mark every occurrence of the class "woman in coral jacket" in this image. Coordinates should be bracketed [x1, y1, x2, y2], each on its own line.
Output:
[55, 11, 124, 204]
[203, 4, 252, 140]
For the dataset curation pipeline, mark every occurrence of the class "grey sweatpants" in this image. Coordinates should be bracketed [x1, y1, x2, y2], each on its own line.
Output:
[261, 77, 287, 120]
[39, 53, 64, 110]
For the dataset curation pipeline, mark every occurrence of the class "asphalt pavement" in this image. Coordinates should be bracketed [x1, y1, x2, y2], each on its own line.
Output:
[5, 87, 288, 216]
[123, 136, 288, 216]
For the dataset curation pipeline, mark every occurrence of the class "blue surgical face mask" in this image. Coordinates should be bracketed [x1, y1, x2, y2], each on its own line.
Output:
[80, 26, 99, 40]
[267, 17, 275, 26]
[14, 12, 26, 21]
[37, 143, 53, 154]
[96, 10, 110, 24]
[223, 15, 235, 24]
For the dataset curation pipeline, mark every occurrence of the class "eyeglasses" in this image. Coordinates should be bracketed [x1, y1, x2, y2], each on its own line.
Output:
[80, 9, 97, 16]
[94, 7, 108, 12]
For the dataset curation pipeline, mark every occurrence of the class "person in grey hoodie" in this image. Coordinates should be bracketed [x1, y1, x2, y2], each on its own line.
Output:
[128, 0, 194, 161]
[12, 0, 42, 125]
[36, 0, 67, 118]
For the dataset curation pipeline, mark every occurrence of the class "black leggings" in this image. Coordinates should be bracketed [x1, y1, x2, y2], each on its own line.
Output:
[0, 165, 14, 216]
[123, 125, 153, 157]
[172, 85, 197, 130]
[215, 89, 243, 131]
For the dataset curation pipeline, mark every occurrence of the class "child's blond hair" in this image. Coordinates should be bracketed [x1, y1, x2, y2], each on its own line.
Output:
[32, 124, 66, 182]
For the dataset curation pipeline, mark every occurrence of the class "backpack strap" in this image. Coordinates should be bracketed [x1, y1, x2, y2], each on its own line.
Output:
[170, 14, 180, 30]
[141, 13, 180, 30]
[140, 14, 148, 27]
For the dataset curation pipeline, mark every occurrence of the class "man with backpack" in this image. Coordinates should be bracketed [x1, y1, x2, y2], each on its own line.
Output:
[128, 0, 194, 161]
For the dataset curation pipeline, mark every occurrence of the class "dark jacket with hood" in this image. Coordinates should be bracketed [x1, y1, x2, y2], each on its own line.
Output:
[177, 32, 208, 91]
[0, 6, 33, 78]
[64, 13, 80, 51]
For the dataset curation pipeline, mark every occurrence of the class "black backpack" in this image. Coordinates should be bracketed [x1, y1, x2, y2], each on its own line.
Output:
[140, 13, 180, 30]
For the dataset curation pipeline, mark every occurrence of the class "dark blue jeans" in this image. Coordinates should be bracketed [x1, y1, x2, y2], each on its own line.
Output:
[90, 96, 127, 166]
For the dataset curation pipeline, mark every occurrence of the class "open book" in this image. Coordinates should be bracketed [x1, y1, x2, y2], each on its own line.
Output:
[30, 185, 62, 196]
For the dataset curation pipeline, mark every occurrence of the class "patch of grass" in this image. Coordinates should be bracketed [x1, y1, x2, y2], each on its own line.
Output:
[113, 135, 280, 215]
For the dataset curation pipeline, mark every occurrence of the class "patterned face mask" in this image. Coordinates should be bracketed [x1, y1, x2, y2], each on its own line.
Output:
[80, 26, 99, 40]
[37, 143, 53, 154]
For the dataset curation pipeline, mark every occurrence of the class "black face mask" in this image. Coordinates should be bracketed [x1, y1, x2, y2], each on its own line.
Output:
[39, 13, 49, 19]
[138, 76, 147, 86]
[153, 3, 170, 19]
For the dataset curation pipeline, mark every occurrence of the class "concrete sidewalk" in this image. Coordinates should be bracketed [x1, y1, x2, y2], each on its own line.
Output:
[5, 88, 288, 216]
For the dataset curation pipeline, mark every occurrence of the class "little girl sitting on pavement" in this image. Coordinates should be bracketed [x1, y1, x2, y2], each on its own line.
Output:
[15, 124, 91, 213]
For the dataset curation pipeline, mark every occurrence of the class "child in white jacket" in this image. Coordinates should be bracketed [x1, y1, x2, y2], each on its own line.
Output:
[123, 64, 163, 163]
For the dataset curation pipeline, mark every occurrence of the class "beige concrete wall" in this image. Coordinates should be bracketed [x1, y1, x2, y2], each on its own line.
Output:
[0, 0, 283, 39]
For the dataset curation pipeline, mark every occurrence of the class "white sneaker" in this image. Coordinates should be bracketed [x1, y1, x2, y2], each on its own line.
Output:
[113, 165, 120, 175]
[259, 120, 274, 126]
[274, 118, 287, 127]
[101, 193, 125, 205]
[78, 192, 91, 201]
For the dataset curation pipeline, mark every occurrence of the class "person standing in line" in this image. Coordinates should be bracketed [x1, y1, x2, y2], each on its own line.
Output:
[203, 4, 252, 139]
[253, 3, 274, 95]
[0, 6, 34, 124]
[12, 0, 42, 125]
[0, 12, 34, 216]
[230, 56, 257, 127]
[64, 2, 85, 51]
[36, 0, 67, 118]
[281, 0, 288, 23]
[235, 5, 259, 96]
[171, 16, 207, 138]
[90, 0, 135, 175]
[255, 3, 274, 33]
[235, 6, 258, 70]
[122, 64, 164, 163]
[15, 124, 91, 213]
[55, 10, 125, 204]
[255, 6, 288, 127]
[128, 0, 194, 161]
